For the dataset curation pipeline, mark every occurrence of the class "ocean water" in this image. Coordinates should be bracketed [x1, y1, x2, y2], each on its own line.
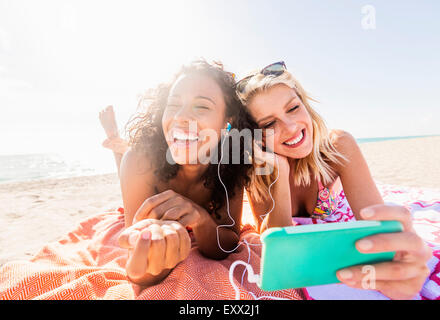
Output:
[0, 151, 116, 184]
[0, 135, 436, 184]
[356, 135, 436, 144]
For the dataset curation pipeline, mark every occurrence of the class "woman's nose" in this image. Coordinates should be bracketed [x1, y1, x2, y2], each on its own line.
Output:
[279, 117, 298, 135]
[173, 104, 195, 122]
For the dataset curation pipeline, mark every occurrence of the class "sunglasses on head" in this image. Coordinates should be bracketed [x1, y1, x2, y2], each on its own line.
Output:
[235, 61, 287, 93]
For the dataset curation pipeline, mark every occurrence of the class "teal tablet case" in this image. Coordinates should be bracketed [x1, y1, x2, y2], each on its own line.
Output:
[259, 220, 403, 291]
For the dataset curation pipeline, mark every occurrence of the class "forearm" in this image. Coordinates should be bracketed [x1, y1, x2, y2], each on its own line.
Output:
[191, 208, 240, 260]
[259, 175, 293, 233]
[259, 207, 293, 234]
[113, 151, 123, 178]
[260, 211, 293, 233]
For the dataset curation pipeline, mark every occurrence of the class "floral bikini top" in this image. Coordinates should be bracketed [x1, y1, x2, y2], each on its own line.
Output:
[311, 178, 343, 219]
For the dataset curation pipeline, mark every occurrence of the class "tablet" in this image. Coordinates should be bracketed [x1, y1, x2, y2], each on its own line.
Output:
[258, 220, 403, 291]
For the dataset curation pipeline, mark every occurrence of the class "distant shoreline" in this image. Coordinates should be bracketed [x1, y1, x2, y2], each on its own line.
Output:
[356, 134, 440, 144]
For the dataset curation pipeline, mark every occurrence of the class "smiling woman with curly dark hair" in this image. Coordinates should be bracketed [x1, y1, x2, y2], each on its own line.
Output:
[126, 60, 256, 221]
[100, 59, 258, 287]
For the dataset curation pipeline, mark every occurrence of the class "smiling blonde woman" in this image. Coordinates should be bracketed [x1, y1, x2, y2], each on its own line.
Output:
[237, 61, 432, 300]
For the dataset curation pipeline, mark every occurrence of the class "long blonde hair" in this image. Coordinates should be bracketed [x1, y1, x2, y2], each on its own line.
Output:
[238, 70, 346, 201]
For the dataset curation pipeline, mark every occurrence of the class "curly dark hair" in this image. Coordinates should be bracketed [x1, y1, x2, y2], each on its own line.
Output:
[125, 59, 257, 220]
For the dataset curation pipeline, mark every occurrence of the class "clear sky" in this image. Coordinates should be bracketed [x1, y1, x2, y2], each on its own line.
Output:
[1, 0, 439, 157]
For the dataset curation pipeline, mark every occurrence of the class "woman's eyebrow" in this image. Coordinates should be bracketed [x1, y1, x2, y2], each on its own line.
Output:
[257, 114, 274, 124]
[283, 96, 296, 109]
[257, 96, 296, 124]
[195, 96, 216, 105]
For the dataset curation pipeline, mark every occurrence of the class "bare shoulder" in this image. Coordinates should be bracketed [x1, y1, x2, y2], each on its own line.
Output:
[121, 147, 154, 177]
[120, 148, 159, 226]
[328, 129, 363, 175]
[120, 147, 158, 191]
[329, 129, 359, 156]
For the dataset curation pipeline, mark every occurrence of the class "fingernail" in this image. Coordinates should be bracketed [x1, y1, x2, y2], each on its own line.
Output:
[141, 230, 151, 241]
[358, 239, 373, 251]
[361, 208, 374, 219]
[128, 231, 139, 246]
[338, 269, 353, 280]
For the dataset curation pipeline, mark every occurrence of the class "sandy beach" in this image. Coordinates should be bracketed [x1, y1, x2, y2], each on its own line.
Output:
[0, 174, 122, 265]
[1, 136, 439, 266]
[359, 136, 440, 189]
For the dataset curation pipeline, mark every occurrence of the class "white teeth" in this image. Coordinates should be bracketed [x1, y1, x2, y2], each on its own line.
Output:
[284, 131, 303, 146]
[172, 131, 199, 142]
